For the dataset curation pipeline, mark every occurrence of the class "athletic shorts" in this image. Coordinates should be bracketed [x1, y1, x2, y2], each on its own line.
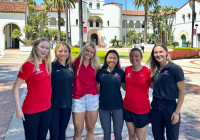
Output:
[72, 94, 99, 113]
[124, 108, 150, 128]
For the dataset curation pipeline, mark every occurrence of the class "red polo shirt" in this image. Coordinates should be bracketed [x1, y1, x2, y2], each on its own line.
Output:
[72, 59, 98, 99]
[18, 61, 51, 114]
[124, 66, 152, 114]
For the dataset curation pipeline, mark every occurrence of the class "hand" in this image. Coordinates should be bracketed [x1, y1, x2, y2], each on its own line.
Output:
[16, 109, 25, 121]
[171, 112, 179, 124]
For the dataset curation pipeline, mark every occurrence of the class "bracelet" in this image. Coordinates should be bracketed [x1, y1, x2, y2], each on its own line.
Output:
[174, 112, 179, 115]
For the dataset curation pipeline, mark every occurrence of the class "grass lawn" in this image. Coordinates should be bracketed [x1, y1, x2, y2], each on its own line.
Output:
[118, 52, 151, 63]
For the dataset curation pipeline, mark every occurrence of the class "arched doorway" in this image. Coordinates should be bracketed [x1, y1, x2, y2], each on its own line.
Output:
[91, 33, 98, 45]
[4, 23, 20, 49]
[181, 35, 186, 47]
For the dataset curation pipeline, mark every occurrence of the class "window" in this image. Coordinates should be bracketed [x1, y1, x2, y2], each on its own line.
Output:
[107, 21, 109, 26]
[89, 2, 92, 9]
[76, 19, 78, 25]
[96, 21, 99, 27]
[188, 13, 191, 20]
[182, 15, 185, 23]
[90, 21, 93, 27]
[97, 3, 100, 9]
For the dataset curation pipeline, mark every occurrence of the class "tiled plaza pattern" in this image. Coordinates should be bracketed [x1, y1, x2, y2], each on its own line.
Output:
[0, 49, 200, 140]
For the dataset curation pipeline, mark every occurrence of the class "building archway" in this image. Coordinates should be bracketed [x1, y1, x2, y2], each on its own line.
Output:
[91, 33, 98, 45]
[181, 35, 186, 47]
[4, 23, 20, 49]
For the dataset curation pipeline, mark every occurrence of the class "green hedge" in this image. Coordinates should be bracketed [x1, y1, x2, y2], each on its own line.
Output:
[172, 47, 200, 51]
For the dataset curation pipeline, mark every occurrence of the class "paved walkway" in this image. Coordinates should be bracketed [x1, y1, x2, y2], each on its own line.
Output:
[0, 49, 200, 140]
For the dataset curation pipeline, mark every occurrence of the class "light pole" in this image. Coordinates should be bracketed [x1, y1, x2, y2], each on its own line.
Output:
[195, 24, 198, 49]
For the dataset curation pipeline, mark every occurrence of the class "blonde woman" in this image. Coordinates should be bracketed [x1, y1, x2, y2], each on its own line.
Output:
[147, 43, 185, 140]
[72, 43, 101, 140]
[49, 42, 74, 140]
[12, 37, 52, 140]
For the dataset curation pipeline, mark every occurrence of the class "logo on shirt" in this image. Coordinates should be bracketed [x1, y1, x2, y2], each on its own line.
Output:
[57, 69, 61, 72]
[36, 68, 43, 74]
[163, 70, 169, 75]
[114, 73, 120, 77]
[126, 73, 131, 78]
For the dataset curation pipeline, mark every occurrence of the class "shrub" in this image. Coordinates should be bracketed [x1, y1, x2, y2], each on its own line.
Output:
[24, 39, 33, 46]
[169, 50, 200, 60]
[171, 42, 179, 47]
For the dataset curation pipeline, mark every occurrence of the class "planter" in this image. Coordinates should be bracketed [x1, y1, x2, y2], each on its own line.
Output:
[20, 46, 32, 52]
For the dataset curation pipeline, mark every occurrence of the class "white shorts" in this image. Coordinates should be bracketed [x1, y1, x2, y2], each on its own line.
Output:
[72, 94, 99, 113]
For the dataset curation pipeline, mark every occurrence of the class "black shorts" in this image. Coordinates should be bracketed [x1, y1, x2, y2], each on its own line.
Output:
[124, 108, 150, 128]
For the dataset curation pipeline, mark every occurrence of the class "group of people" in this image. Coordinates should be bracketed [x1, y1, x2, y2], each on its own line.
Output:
[12, 37, 185, 140]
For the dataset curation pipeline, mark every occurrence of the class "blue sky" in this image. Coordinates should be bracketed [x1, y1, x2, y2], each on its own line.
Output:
[35, 0, 188, 10]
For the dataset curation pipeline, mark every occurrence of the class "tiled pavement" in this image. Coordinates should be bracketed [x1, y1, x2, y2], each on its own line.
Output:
[0, 50, 200, 140]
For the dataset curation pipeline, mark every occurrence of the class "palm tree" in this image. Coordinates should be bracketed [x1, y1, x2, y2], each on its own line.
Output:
[65, 0, 75, 44]
[134, 0, 158, 43]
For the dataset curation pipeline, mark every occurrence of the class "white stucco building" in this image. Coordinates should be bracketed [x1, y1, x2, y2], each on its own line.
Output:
[0, 0, 199, 50]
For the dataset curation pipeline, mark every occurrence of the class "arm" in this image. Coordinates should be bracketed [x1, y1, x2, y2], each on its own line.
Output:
[149, 82, 154, 89]
[121, 83, 126, 91]
[12, 78, 25, 121]
[97, 82, 100, 94]
[171, 80, 185, 124]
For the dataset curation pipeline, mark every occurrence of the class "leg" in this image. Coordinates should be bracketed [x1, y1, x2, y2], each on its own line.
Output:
[23, 113, 40, 140]
[151, 110, 165, 140]
[73, 112, 85, 140]
[126, 122, 137, 140]
[85, 110, 98, 140]
[99, 109, 112, 140]
[135, 124, 149, 140]
[164, 112, 180, 140]
[112, 109, 124, 140]
[38, 108, 52, 140]
[59, 107, 72, 140]
[49, 108, 60, 140]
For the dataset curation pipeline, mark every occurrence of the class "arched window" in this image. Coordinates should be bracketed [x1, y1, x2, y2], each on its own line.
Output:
[97, 3, 100, 9]
[90, 21, 93, 27]
[76, 19, 78, 25]
[60, 18, 65, 26]
[96, 21, 99, 27]
[182, 14, 185, 23]
[188, 13, 191, 20]
[135, 21, 140, 28]
[142, 21, 145, 28]
[89, 2, 92, 9]
[50, 17, 56, 26]
[122, 20, 126, 28]
[129, 20, 134, 28]
[107, 21, 109, 26]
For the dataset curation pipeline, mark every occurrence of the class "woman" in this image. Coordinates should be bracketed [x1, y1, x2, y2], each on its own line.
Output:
[12, 37, 52, 140]
[96, 50, 125, 140]
[72, 43, 101, 140]
[147, 43, 185, 140]
[49, 42, 74, 140]
[123, 48, 153, 140]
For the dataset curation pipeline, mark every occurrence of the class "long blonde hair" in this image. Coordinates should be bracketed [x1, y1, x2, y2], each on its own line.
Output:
[76, 43, 101, 75]
[54, 41, 72, 67]
[146, 43, 171, 77]
[21, 37, 51, 74]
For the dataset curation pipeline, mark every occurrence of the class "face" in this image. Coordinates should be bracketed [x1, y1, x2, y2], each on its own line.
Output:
[84, 46, 95, 60]
[106, 53, 118, 69]
[56, 45, 69, 62]
[35, 41, 50, 60]
[153, 46, 168, 63]
[129, 51, 142, 66]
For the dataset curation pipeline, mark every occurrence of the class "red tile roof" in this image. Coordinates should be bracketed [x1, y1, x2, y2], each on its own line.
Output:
[0, 1, 27, 13]
[122, 10, 146, 16]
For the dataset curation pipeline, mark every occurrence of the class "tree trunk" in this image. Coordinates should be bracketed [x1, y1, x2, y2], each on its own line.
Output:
[65, 1, 68, 43]
[79, 0, 83, 48]
[164, 15, 167, 45]
[69, 8, 72, 45]
[144, 4, 148, 43]
[58, 1, 61, 41]
[191, 0, 195, 48]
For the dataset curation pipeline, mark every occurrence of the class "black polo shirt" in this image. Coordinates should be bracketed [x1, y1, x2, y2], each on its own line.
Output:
[153, 62, 184, 100]
[96, 67, 125, 110]
[51, 61, 74, 108]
